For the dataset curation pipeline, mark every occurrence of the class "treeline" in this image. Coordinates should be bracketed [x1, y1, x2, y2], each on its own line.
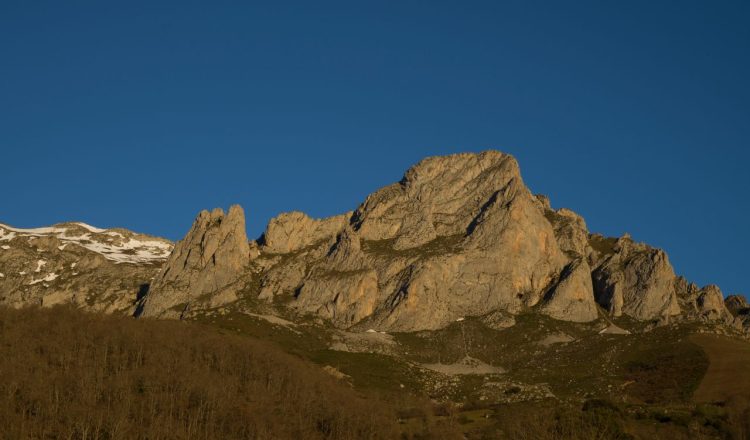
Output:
[0, 306, 442, 440]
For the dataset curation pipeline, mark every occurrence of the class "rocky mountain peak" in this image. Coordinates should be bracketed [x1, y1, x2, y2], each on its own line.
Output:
[137, 205, 249, 318]
[137, 150, 735, 332]
[253, 151, 573, 330]
[352, 151, 523, 249]
[5, 150, 745, 337]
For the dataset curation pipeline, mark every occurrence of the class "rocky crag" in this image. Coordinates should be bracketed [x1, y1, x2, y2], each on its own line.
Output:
[137, 205, 250, 318]
[1, 151, 745, 334]
[138, 151, 745, 333]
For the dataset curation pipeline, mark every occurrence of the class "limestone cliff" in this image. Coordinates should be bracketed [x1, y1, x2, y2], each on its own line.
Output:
[7, 150, 738, 334]
[138, 205, 249, 318]
[139, 151, 730, 331]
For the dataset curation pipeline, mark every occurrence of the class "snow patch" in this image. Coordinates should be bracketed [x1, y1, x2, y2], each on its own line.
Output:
[1, 245, 9, 250]
[0, 225, 64, 235]
[0, 229, 16, 241]
[29, 273, 59, 285]
[35, 260, 46, 272]
[75, 222, 106, 233]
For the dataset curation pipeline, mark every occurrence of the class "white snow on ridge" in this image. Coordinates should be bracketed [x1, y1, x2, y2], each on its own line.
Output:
[80, 238, 173, 264]
[0, 224, 65, 235]
[75, 222, 106, 233]
[0, 222, 173, 264]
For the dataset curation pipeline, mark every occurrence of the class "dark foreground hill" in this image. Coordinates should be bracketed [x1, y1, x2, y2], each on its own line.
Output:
[2, 306, 750, 439]
[0, 306, 449, 440]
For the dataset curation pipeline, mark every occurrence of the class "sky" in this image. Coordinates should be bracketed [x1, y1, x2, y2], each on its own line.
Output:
[1, 1, 748, 296]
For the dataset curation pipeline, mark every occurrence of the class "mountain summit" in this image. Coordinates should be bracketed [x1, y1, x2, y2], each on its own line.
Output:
[129, 151, 742, 333]
[0, 151, 744, 334]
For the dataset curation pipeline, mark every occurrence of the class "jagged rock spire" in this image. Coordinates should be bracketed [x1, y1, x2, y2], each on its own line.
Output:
[138, 205, 249, 318]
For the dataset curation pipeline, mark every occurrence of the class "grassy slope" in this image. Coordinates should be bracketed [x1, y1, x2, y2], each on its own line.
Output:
[194, 303, 750, 439]
[691, 334, 750, 403]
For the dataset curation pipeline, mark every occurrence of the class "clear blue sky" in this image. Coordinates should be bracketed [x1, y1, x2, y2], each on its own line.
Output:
[1, 1, 748, 296]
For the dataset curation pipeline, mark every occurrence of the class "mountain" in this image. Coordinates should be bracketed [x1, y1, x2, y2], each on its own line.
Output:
[0, 221, 171, 313]
[1, 151, 745, 335]
[2, 150, 750, 439]
[130, 150, 743, 334]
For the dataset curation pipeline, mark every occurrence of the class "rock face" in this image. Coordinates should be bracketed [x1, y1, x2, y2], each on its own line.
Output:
[726, 295, 750, 333]
[726, 295, 749, 317]
[249, 151, 577, 331]
[674, 277, 734, 323]
[540, 258, 599, 322]
[141, 150, 720, 331]
[695, 285, 734, 323]
[9, 150, 739, 333]
[589, 235, 680, 321]
[261, 211, 350, 254]
[0, 222, 171, 313]
[138, 205, 249, 318]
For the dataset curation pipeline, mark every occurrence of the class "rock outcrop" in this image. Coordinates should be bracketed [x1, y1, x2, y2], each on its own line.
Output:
[695, 285, 733, 323]
[539, 199, 592, 258]
[138, 205, 249, 318]
[261, 211, 350, 254]
[589, 235, 680, 321]
[725, 295, 749, 317]
[7, 150, 740, 334]
[215, 151, 723, 331]
[254, 151, 575, 331]
[726, 295, 750, 333]
[675, 277, 734, 323]
[540, 258, 599, 322]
